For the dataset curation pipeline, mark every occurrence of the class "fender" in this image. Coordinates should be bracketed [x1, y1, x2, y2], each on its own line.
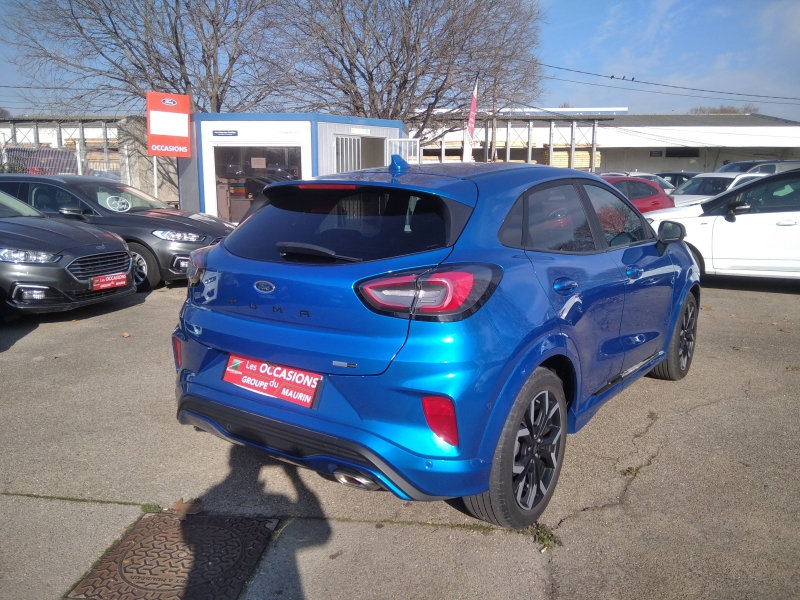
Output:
[475, 331, 582, 465]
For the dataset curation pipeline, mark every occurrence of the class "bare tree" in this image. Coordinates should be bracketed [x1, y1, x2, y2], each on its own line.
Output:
[689, 103, 760, 115]
[0, 107, 12, 119]
[0, 0, 294, 114]
[277, 0, 544, 141]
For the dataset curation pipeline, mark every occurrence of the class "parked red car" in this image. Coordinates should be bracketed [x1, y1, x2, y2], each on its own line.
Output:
[601, 176, 675, 213]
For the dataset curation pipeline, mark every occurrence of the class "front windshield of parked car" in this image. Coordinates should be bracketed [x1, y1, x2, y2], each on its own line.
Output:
[672, 177, 732, 196]
[77, 182, 171, 212]
[0, 190, 44, 218]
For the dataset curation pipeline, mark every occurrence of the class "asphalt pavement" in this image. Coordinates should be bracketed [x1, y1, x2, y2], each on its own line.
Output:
[0, 276, 798, 599]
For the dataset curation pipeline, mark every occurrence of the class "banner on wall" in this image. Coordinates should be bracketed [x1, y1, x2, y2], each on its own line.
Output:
[146, 92, 191, 157]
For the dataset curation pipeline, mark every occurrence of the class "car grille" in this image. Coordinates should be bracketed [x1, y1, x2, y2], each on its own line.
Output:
[71, 288, 129, 301]
[67, 252, 131, 282]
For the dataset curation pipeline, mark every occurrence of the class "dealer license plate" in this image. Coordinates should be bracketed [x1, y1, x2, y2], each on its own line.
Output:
[91, 272, 128, 290]
[222, 354, 323, 408]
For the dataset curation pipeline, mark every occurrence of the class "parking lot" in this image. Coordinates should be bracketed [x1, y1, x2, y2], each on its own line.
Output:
[1, 276, 799, 600]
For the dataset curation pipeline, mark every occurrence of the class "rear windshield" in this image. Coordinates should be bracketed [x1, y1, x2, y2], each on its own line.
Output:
[717, 162, 756, 173]
[224, 185, 469, 263]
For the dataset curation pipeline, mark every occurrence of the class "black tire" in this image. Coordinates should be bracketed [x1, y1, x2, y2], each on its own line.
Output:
[650, 292, 697, 381]
[463, 367, 567, 529]
[128, 242, 161, 292]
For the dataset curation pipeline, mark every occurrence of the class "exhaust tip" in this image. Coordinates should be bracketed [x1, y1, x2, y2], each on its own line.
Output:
[333, 469, 381, 491]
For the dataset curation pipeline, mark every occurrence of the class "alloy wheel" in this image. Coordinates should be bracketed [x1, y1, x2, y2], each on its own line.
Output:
[130, 252, 148, 287]
[512, 389, 563, 511]
[678, 302, 696, 371]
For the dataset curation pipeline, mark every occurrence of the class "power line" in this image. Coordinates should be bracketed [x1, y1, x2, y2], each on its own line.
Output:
[543, 76, 800, 107]
[540, 62, 800, 102]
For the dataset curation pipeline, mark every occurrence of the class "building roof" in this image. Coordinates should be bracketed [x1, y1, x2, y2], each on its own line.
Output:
[517, 113, 800, 127]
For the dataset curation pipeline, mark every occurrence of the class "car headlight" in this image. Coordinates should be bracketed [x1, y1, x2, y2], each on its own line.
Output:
[152, 230, 205, 242]
[0, 248, 61, 263]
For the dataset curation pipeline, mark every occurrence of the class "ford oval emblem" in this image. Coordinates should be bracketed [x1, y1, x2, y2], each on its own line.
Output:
[254, 280, 276, 294]
[161, 98, 178, 106]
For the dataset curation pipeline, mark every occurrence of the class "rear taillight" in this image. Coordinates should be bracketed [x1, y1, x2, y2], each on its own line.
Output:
[187, 246, 211, 287]
[422, 396, 459, 446]
[357, 263, 501, 322]
[172, 335, 182, 370]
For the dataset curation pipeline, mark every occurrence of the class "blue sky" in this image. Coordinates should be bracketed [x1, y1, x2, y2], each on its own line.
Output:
[537, 0, 800, 120]
[1, 0, 799, 120]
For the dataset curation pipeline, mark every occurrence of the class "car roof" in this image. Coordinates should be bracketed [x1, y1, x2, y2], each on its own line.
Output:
[0, 173, 123, 185]
[692, 172, 739, 179]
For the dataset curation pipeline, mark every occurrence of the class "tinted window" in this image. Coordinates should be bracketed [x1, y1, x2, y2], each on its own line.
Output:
[583, 185, 650, 247]
[628, 181, 657, 199]
[27, 183, 80, 214]
[611, 181, 629, 196]
[0, 181, 21, 198]
[673, 177, 732, 196]
[756, 164, 777, 173]
[498, 198, 524, 248]
[526, 184, 595, 253]
[717, 162, 756, 173]
[740, 177, 800, 213]
[225, 186, 463, 263]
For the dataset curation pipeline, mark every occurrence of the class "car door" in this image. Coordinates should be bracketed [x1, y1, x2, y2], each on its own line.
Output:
[712, 174, 800, 273]
[627, 180, 667, 213]
[522, 180, 626, 400]
[580, 182, 676, 375]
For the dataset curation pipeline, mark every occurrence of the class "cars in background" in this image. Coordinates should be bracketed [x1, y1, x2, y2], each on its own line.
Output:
[601, 176, 674, 213]
[656, 172, 700, 188]
[601, 171, 674, 191]
[716, 160, 772, 173]
[745, 160, 800, 174]
[0, 189, 134, 316]
[648, 170, 800, 279]
[0, 175, 235, 290]
[173, 159, 699, 529]
[669, 172, 766, 206]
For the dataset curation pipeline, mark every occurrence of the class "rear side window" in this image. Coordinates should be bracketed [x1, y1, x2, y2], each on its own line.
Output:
[628, 181, 657, 199]
[0, 181, 21, 198]
[526, 184, 596, 253]
[583, 185, 651, 247]
[224, 185, 470, 263]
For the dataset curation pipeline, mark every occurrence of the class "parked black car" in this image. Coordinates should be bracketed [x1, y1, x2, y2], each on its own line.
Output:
[0, 175, 235, 290]
[656, 172, 700, 187]
[0, 190, 135, 316]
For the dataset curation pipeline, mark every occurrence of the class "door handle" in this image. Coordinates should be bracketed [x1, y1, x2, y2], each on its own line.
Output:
[626, 265, 644, 279]
[553, 278, 579, 295]
[776, 220, 797, 226]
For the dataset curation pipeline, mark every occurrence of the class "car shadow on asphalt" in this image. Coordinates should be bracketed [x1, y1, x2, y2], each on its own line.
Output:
[701, 275, 800, 295]
[181, 444, 331, 599]
[0, 290, 151, 353]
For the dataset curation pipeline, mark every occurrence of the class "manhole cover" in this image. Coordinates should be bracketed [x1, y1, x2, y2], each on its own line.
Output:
[68, 513, 277, 599]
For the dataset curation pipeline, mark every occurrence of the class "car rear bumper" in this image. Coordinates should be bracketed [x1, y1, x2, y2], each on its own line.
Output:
[177, 394, 454, 501]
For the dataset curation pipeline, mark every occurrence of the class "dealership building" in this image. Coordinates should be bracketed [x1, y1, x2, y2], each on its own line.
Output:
[2, 108, 799, 218]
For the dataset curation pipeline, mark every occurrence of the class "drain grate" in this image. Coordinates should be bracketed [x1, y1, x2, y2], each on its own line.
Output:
[68, 513, 277, 599]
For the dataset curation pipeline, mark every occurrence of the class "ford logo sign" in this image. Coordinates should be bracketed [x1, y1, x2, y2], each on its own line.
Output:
[161, 98, 178, 106]
[254, 281, 276, 294]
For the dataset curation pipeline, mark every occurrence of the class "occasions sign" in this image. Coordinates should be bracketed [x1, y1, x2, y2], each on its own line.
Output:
[222, 354, 322, 408]
[146, 92, 191, 157]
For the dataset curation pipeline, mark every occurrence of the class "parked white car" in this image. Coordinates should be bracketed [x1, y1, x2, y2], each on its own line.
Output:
[670, 172, 766, 207]
[649, 171, 800, 278]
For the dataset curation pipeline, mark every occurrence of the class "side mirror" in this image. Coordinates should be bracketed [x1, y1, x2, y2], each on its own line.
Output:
[58, 204, 88, 218]
[725, 200, 751, 222]
[657, 220, 686, 244]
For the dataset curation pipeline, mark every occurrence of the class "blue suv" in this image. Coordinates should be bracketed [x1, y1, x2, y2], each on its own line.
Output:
[173, 158, 699, 529]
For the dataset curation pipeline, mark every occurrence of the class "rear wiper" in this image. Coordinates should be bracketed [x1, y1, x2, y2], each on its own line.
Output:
[276, 242, 362, 263]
